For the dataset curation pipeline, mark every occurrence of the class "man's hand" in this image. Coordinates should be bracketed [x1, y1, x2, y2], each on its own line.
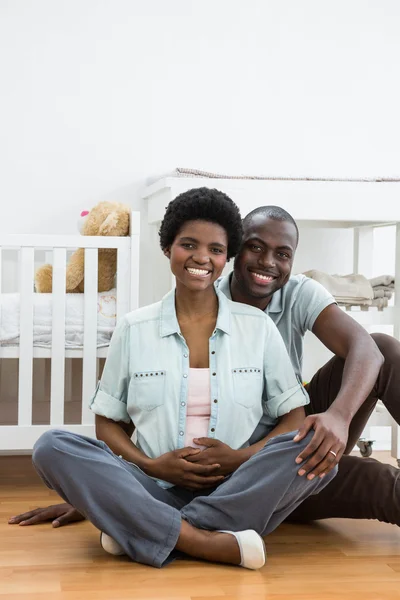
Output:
[8, 503, 84, 528]
[147, 447, 225, 490]
[293, 412, 348, 479]
[185, 438, 246, 476]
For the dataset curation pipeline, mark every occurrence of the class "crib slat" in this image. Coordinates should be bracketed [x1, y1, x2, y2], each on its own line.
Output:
[116, 245, 130, 320]
[81, 248, 98, 424]
[18, 247, 35, 426]
[50, 248, 67, 425]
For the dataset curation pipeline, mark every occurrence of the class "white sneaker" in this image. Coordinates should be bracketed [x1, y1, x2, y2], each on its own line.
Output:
[219, 529, 266, 569]
[100, 532, 125, 556]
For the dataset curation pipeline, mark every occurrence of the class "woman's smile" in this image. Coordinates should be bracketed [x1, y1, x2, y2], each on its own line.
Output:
[185, 267, 212, 278]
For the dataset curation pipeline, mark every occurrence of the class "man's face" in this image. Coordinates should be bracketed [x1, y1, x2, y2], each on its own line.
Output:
[233, 215, 297, 301]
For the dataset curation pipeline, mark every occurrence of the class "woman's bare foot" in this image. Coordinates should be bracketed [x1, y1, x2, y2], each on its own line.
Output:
[176, 519, 241, 565]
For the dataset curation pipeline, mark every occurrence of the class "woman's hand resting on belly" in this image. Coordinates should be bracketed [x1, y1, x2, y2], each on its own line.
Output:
[146, 446, 225, 490]
[185, 438, 248, 476]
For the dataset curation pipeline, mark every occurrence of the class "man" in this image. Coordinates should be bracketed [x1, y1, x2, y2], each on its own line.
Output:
[9, 206, 400, 528]
[222, 206, 400, 525]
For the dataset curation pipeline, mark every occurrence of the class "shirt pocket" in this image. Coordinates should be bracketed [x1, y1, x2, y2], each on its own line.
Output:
[232, 367, 262, 408]
[131, 370, 166, 411]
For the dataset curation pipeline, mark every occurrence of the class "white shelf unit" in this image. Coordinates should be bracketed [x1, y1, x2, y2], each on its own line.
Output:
[142, 176, 400, 462]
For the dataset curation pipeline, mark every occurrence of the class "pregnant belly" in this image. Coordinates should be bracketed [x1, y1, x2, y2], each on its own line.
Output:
[184, 416, 210, 449]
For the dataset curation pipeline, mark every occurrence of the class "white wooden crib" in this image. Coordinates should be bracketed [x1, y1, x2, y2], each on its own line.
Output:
[0, 212, 140, 452]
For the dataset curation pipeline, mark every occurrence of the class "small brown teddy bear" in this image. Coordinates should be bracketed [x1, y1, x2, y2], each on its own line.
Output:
[35, 201, 130, 293]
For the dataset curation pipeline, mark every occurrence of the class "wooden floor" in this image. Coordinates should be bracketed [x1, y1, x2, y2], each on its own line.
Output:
[1, 454, 400, 600]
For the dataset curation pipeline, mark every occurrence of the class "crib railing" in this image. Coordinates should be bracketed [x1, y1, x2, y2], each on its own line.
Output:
[0, 211, 140, 451]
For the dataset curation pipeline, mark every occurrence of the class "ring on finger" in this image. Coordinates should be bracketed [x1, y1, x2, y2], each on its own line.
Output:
[328, 450, 337, 458]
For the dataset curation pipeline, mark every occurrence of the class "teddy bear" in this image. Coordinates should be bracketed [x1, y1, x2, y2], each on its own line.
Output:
[35, 201, 130, 293]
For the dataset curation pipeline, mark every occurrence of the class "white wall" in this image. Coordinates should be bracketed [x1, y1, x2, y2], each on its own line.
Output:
[1, 0, 400, 303]
[1, 1, 399, 447]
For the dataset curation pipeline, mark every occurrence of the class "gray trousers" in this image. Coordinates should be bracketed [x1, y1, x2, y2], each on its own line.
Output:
[32, 429, 337, 568]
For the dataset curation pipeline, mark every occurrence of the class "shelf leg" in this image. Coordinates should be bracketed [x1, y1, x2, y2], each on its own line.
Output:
[353, 227, 374, 278]
[391, 223, 400, 462]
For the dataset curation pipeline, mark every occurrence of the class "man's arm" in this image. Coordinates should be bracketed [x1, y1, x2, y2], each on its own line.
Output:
[8, 504, 85, 527]
[244, 406, 307, 455]
[312, 303, 383, 422]
[293, 303, 384, 477]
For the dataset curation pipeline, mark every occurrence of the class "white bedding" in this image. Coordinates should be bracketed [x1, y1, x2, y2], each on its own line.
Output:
[0, 289, 117, 348]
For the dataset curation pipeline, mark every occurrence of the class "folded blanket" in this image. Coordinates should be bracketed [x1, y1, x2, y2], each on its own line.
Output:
[303, 270, 374, 302]
[0, 289, 117, 348]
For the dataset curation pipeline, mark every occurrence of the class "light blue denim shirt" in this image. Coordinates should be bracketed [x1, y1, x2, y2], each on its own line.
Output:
[217, 274, 335, 381]
[90, 287, 309, 488]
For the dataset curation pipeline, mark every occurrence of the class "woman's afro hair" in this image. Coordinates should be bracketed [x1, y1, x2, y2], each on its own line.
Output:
[159, 187, 243, 260]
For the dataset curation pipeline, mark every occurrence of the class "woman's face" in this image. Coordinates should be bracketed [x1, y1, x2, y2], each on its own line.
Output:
[166, 219, 228, 292]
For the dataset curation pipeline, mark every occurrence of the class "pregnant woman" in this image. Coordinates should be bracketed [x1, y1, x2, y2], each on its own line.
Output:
[26, 187, 337, 569]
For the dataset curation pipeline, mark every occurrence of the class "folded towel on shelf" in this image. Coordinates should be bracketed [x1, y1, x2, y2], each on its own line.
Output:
[373, 288, 393, 299]
[337, 298, 372, 306]
[303, 270, 374, 304]
[368, 275, 395, 301]
[344, 297, 389, 311]
[369, 275, 395, 288]
[372, 297, 389, 310]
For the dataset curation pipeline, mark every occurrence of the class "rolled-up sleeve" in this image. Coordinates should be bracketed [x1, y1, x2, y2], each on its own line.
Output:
[297, 277, 336, 334]
[89, 317, 131, 424]
[263, 317, 309, 420]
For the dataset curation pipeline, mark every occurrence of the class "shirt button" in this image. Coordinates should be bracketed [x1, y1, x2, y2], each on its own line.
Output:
[213, 399, 218, 403]
[181, 402, 186, 406]
[183, 374, 188, 378]
[212, 372, 216, 376]
[183, 353, 188, 358]
[179, 431, 184, 436]
[211, 351, 215, 355]
[211, 427, 215, 432]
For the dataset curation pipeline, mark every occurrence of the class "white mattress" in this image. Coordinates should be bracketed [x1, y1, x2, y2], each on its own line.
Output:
[0, 289, 117, 348]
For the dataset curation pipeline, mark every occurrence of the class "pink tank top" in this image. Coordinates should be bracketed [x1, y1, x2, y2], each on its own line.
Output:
[184, 368, 211, 449]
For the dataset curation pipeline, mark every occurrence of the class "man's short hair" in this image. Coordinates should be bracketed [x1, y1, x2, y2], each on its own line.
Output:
[242, 205, 299, 244]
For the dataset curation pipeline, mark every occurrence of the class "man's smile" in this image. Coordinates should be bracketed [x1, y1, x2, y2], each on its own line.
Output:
[248, 269, 278, 284]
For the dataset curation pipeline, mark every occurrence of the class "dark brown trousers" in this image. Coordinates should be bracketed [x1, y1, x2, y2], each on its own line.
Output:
[288, 333, 400, 525]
